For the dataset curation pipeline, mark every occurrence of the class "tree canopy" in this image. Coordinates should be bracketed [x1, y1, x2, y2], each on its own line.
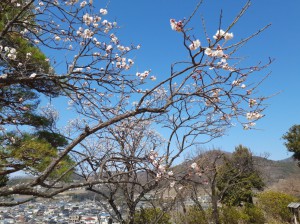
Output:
[0, 0, 77, 187]
[217, 145, 264, 206]
[282, 124, 300, 166]
[184, 146, 264, 224]
[0, 0, 272, 212]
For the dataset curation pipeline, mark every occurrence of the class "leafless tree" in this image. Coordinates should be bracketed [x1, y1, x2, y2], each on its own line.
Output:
[75, 118, 168, 223]
[0, 0, 272, 210]
[178, 146, 264, 224]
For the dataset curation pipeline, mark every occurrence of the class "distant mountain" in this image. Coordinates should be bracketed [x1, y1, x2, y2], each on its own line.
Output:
[7, 154, 299, 198]
[279, 156, 297, 163]
[137, 151, 299, 198]
[256, 156, 299, 185]
[258, 156, 300, 197]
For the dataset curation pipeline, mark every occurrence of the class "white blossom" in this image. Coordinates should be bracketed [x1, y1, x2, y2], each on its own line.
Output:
[7, 53, 16, 60]
[83, 13, 93, 25]
[128, 59, 134, 65]
[100, 8, 108, 15]
[30, 73, 37, 78]
[67, 0, 78, 5]
[95, 16, 101, 22]
[212, 50, 224, 58]
[224, 32, 234, 40]
[117, 45, 125, 51]
[110, 34, 118, 44]
[150, 76, 156, 81]
[20, 29, 28, 35]
[205, 48, 212, 56]
[189, 39, 201, 51]
[249, 122, 256, 127]
[158, 165, 166, 173]
[136, 70, 151, 80]
[170, 19, 183, 32]
[93, 52, 100, 57]
[191, 162, 198, 169]
[82, 29, 93, 38]
[9, 48, 16, 54]
[246, 112, 263, 120]
[152, 160, 158, 167]
[54, 35, 61, 41]
[73, 68, 83, 73]
[156, 172, 162, 180]
[213, 29, 225, 39]
[80, 1, 87, 7]
[170, 181, 175, 188]
[106, 45, 113, 52]
[232, 79, 243, 87]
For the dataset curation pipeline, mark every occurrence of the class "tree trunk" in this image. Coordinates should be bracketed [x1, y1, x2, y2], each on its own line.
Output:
[127, 207, 136, 224]
[211, 187, 220, 224]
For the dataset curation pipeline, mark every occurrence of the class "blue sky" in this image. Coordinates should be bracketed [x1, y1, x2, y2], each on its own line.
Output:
[86, 0, 299, 161]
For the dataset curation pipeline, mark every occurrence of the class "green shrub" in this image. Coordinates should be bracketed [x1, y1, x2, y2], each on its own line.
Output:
[174, 206, 208, 224]
[134, 207, 171, 224]
[220, 206, 248, 224]
[257, 191, 297, 223]
[242, 204, 265, 224]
